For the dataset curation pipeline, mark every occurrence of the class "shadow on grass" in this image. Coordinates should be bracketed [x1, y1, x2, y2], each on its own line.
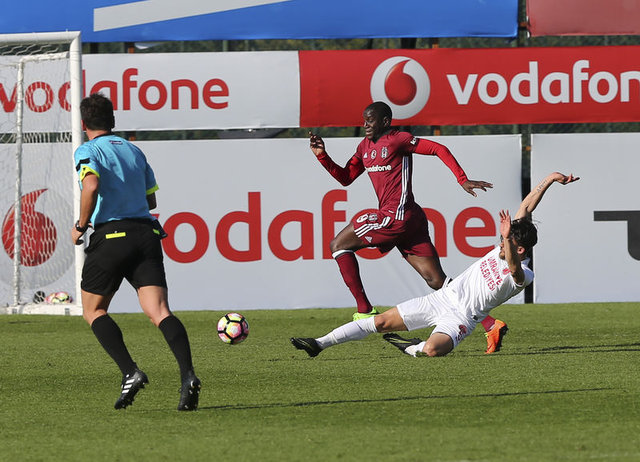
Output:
[538, 342, 640, 351]
[499, 342, 640, 356]
[197, 387, 611, 412]
[283, 342, 640, 361]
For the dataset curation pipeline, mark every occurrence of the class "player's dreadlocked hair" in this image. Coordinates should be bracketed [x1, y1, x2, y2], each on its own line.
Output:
[366, 101, 393, 121]
[511, 218, 538, 253]
[80, 93, 115, 131]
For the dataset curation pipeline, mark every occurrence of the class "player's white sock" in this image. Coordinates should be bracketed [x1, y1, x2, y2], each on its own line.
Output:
[404, 341, 427, 357]
[331, 249, 354, 259]
[316, 317, 377, 349]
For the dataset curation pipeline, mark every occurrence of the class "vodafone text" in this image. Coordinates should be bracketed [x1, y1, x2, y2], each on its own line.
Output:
[87, 69, 229, 111]
[0, 69, 229, 113]
[0, 80, 73, 113]
[447, 60, 640, 105]
[156, 190, 497, 264]
[366, 165, 392, 173]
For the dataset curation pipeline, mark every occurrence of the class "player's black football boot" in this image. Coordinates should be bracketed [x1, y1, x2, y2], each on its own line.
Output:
[383, 333, 424, 355]
[114, 369, 148, 409]
[178, 372, 201, 411]
[290, 337, 322, 358]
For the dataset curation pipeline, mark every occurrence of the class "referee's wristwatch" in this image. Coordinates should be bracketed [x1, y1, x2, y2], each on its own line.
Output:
[75, 220, 89, 233]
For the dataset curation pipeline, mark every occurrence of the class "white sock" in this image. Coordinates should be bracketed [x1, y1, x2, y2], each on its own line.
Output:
[404, 341, 427, 357]
[316, 317, 377, 349]
[331, 249, 354, 259]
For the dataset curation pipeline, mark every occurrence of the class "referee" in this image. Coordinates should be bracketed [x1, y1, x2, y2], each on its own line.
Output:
[71, 93, 200, 411]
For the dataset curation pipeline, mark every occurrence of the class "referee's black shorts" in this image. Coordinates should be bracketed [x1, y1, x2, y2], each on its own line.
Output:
[81, 219, 167, 295]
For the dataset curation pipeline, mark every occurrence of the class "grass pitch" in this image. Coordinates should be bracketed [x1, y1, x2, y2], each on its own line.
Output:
[1, 302, 639, 461]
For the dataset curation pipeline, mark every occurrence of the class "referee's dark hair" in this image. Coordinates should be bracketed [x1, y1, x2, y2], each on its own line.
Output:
[80, 93, 115, 131]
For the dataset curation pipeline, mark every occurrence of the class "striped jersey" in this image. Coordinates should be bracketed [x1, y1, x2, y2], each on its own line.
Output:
[316, 130, 468, 220]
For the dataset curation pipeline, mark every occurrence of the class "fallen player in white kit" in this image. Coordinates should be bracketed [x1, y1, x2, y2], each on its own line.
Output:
[291, 171, 579, 358]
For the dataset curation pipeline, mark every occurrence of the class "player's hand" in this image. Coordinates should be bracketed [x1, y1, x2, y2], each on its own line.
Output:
[461, 179, 493, 197]
[309, 131, 326, 157]
[553, 172, 580, 185]
[499, 209, 512, 239]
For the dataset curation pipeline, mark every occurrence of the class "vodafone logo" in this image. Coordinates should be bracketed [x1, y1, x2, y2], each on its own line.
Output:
[370, 57, 430, 120]
[0, 187, 73, 289]
[2, 189, 56, 267]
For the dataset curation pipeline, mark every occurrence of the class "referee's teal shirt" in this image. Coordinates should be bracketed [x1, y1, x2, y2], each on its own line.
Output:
[74, 134, 158, 225]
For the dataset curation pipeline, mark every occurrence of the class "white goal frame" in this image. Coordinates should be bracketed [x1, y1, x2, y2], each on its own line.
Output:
[0, 31, 83, 315]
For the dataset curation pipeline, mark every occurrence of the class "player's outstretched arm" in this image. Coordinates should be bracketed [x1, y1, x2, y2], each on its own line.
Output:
[308, 131, 364, 186]
[515, 172, 579, 220]
[412, 138, 493, 197]
[499, 209, 526, 285]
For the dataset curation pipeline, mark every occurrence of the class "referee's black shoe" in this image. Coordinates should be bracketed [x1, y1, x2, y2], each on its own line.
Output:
[290, 337, 322, 357]
[114, 369, 148, 410]
[383, 333, 423, 355]
[178, 372, 201, 411]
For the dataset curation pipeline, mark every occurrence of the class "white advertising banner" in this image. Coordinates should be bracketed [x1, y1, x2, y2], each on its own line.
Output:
[82, 52, 300, 130]
[107, 135, 522, 312]
[0, 52, 300, 132]
[531, 133, 640, 303]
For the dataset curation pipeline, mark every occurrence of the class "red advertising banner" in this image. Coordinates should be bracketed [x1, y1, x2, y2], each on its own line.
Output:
[527, 0, 640, 36]
[299, 47, 640, 126]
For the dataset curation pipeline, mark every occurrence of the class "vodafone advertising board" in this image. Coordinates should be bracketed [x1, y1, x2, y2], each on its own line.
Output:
[81, 52, 300, 130]
[299, 46, 640, 126]
[0, 52, 300, 132]
[108, 135, 522, 312]
[3, 47, 640, 131]
[531, 133, 640, 303]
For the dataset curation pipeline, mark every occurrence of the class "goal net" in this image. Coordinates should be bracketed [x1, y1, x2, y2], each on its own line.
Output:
[0, 32, 83, 315]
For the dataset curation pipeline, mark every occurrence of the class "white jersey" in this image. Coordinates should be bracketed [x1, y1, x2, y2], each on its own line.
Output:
[446, 247, 534, 321]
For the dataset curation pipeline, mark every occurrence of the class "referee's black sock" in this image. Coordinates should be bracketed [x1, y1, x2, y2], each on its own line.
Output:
[159, 315, 194, 382]
[91, 314, 137, 377]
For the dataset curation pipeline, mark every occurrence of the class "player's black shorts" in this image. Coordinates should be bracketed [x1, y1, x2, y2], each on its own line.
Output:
[81, 219, 167, 295]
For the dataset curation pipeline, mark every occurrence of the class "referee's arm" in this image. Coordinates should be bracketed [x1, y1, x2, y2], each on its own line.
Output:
[147, 192, 157, 210]
[71, 173, 99, 245]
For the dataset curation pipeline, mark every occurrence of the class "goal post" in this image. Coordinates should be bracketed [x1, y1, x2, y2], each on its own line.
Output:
[0, 31, 83, 315]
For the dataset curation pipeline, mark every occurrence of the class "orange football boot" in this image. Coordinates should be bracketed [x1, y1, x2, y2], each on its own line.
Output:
[485, 319, 508, 354]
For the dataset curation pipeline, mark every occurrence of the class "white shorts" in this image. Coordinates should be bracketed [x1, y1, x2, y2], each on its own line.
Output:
[396, 288, 476, 349]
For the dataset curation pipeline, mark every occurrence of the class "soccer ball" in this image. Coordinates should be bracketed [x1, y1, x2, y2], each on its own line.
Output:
[217, 312, 249, 344]
[45, 291, 72, 304]
[33, 290, 46, 303]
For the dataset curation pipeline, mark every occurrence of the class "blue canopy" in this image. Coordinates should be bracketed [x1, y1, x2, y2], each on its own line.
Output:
[1, 0, 518, 42]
